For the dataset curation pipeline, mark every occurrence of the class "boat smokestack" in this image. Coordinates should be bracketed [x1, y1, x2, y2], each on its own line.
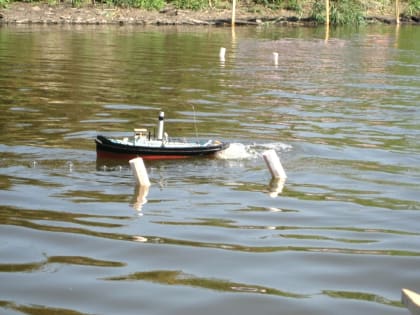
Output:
[157, 111, 165, 140]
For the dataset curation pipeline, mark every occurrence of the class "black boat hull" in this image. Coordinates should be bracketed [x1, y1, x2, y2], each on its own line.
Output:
[95, 135, 229, 160]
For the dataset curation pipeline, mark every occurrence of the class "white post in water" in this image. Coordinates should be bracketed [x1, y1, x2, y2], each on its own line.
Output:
[219, 47, 226, 62]
[402, 289, 420, 315]
[263, 149, 287, 180]
[273, 52, 279, 66]
[129, 157, 150, 187]
[157, 111, 165, 140]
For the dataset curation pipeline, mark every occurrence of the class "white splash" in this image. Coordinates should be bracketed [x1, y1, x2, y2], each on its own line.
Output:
[216, 142, 292, 160]
[216, 143, 256, 160]
[253, 142, 293, 153]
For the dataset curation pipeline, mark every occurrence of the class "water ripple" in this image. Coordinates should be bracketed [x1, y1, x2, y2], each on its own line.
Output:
[104, 269, 306, 298]
[0, 256, 124, 273]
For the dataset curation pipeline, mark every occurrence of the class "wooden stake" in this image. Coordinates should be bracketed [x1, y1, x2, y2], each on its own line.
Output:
[273, 52, 279, 66]
[263, 149, 287, 180]
[325, 0, 330, 25]
[219, 47, 226, 62]
[129, 157, 150, 187]
[395, 0, 400, 24]
[219, 47, 226, 65]
[402, 289, 420, 315]
[231, 0, 236, 27]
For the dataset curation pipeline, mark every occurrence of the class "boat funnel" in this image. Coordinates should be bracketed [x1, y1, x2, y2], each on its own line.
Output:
[157, 111, 165, 140]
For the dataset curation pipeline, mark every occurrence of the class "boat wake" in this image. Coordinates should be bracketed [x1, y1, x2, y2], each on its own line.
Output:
[215, 142, 292, 160]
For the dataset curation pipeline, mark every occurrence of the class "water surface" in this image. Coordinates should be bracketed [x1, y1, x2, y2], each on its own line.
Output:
[0, 24, 419, 315]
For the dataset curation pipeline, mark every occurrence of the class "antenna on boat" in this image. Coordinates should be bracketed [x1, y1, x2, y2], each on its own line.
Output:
[192, 105, 198, 141]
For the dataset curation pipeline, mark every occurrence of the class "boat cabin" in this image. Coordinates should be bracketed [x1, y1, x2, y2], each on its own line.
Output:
[134, 128, 148, 141]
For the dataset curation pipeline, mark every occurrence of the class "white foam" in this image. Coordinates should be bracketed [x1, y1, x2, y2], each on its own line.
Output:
[216, 142, 292, 160]
[216, 143, 256, 160]
[253, 142, 293, 152]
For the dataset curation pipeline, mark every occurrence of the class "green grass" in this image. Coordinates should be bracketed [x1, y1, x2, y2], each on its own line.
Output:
[170, 0, 209, 10]
[311, 0, 365, 24]
[406, 0, 420, 15]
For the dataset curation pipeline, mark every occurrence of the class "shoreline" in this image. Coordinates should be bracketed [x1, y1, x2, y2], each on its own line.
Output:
[0, 2, 419, 26]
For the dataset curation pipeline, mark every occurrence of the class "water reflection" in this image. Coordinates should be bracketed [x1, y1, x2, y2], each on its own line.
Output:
[323, 290, 402, 308]
[0, 256, 124, 273]
[268, 177, 286, 197]
[96, 157, 129, 171]
[131, 184, 150, 211]
[0, 206, 131, 236]
[104, 269, 306, 298]
[0, 301, 92, 315]
[4, 202, 418, 257]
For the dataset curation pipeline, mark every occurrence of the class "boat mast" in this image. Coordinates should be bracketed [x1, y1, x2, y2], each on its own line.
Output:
[157, 111, 165, 140]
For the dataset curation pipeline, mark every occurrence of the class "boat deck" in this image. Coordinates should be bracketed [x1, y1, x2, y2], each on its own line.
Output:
[111, 137, 215, 149]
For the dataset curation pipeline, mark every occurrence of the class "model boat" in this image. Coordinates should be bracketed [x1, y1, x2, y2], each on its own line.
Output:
[95, 112, 229, 160]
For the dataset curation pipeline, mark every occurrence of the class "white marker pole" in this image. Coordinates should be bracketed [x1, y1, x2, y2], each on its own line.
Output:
[157, 111, 165, 140]
[402, 288, 420, 315]
[219, 47, 226, 62]
[129, 157, 150, 187]
[263, 149, 287, 180]
[273, 52, 279, 66]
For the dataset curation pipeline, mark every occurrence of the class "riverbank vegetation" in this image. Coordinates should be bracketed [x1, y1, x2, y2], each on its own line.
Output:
[0, 0, 419, 24]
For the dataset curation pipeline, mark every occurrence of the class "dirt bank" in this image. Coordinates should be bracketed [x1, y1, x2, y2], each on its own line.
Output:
[0, 2, 418, 26]
[0, 2, 300, 25]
